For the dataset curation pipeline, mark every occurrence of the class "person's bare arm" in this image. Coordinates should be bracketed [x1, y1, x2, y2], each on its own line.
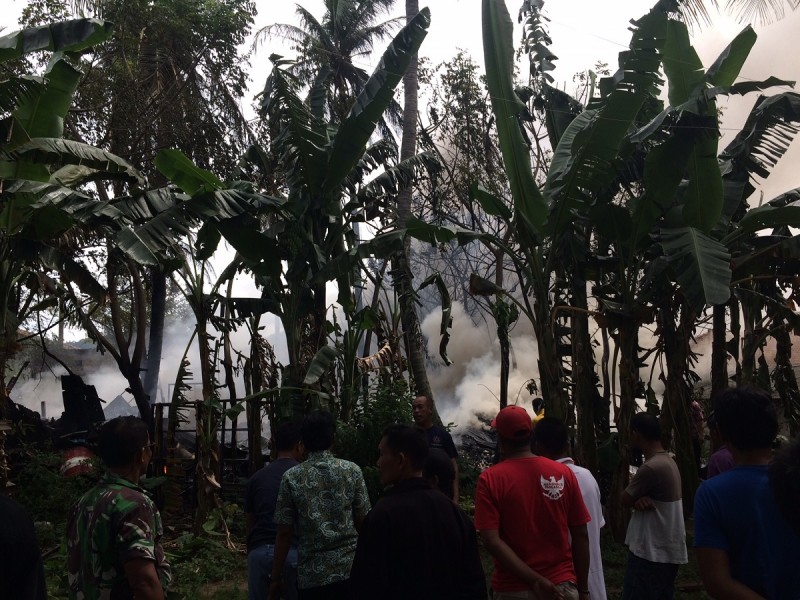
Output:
[621, 491, 655, 510]
[123, 558, 164, 600]
[268, 524, 294, 600]
[451, 458, 460, 501]
[569, 524, 590, 596]
[479, 530, 564, 600]
[696, 548, 766, 600]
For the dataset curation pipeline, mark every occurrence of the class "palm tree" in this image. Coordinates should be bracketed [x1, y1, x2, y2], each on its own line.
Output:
[679, 0, 798, 25]
[255, 0, 402, 125]
[391, 0, 440, 405]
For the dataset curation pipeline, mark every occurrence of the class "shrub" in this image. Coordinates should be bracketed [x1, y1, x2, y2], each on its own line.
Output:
[334, 380, 413, 503]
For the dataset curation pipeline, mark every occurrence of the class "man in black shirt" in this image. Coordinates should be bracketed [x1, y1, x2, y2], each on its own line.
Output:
[246, 421, 303, 600]
[412, 395, 459, 499]
[0, 491, 47, 600]
[349, 424, 487, 600]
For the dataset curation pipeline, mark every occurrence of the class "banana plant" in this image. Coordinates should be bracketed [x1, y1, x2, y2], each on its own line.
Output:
[139, 9, 433, 420]
[0, 19, 136, 419]
[482, 0, 800, 540]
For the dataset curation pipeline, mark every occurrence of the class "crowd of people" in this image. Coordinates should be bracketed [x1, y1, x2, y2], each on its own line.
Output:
[2, 386, 800, 600]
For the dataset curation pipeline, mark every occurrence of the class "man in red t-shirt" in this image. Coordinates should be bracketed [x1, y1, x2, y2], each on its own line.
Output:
[474, 406, 590, 600]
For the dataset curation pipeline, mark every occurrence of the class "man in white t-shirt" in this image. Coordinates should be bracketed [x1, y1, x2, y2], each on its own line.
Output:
[621, 413, 687, 600]
[534, 417, 607, 600]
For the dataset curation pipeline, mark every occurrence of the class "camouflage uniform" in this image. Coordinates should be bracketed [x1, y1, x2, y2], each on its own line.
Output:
[67, 472, 171, 600]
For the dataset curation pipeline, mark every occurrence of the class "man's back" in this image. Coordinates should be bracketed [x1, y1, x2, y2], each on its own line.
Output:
[694, 465, 800, 599]
[0, 494, 46, 600]
[559, 459, 607, 600]
[474, 456, 589, 592]
[350, 478, 486, 599]
[245, 458, 298, 551]
[274, 450, 370, 589]
[67, 473, 171, 600]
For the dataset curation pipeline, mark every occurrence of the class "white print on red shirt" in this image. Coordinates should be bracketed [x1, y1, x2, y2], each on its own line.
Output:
[540, 475, 565, 500]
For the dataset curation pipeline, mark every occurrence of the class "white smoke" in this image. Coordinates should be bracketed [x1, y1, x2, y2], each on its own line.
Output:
[421, 302, 540, 435]
[418, 300, 725, 437]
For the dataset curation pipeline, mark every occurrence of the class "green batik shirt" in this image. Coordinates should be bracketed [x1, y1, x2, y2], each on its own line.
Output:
[274, 450, 371, 589]
[66, 472, 172, 600]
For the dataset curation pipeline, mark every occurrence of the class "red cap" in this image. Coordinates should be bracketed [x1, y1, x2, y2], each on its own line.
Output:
[491, 406, 532, 440]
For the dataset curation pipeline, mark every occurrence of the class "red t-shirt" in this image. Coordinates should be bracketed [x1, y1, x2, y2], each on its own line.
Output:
[474, 456, 590, 592]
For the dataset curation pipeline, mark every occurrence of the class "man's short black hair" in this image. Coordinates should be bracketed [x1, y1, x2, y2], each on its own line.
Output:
[274, 420, 302, 452]
[97, 416, 149, 468]
[382, 424, 429, 470]
[533, 417, 569, 456]
[301, 410, 336, 452]
[770, 435, 800, 536]
[713, 386, 777, 451]
[631, 412, 661, 441]
[500, 433, 533, 451]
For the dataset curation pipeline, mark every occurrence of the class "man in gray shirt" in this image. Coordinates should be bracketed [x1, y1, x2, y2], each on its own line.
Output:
[621, 413, 687, 600]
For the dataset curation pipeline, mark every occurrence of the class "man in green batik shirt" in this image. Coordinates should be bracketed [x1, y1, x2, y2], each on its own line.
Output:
[269, 410, 371, 600]
[67, 416, 171, 600]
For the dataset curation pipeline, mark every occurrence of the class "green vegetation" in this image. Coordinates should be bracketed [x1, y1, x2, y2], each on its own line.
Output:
[2, 0, 800, 597]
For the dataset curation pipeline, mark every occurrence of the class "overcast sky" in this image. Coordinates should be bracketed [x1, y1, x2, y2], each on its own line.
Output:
[4, 0, 800, 201]
[251, 1, 800, 201]
[3, 0, 799, 220]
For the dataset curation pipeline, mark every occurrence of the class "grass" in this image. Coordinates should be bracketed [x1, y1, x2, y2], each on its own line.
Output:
[36, 513, 712, 599]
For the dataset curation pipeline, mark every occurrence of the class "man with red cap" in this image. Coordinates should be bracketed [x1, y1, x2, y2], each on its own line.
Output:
[474, 406, 591, 600]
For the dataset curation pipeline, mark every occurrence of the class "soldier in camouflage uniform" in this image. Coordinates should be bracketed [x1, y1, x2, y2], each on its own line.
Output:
[67, 416, 171, 600]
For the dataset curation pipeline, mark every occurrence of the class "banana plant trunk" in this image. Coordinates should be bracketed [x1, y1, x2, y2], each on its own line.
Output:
[770, 310, 800, 436]
[711, 303, 728, 398]
[658, 296, 700, 516]
[143, 268, 167, 405]
[194, 320, 221, 535]
[532, 272, 568, 420]
[608, 315, 639, 542]
[572, 277, 599, 475]
[741, 289, 760, 384]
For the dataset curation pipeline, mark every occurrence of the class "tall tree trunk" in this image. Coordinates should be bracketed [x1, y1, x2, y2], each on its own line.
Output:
[608, 316, 639, 542]
[711, 303, 727, 398]
[143, 268, 167, 405]
[394, 0, 436, 406]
